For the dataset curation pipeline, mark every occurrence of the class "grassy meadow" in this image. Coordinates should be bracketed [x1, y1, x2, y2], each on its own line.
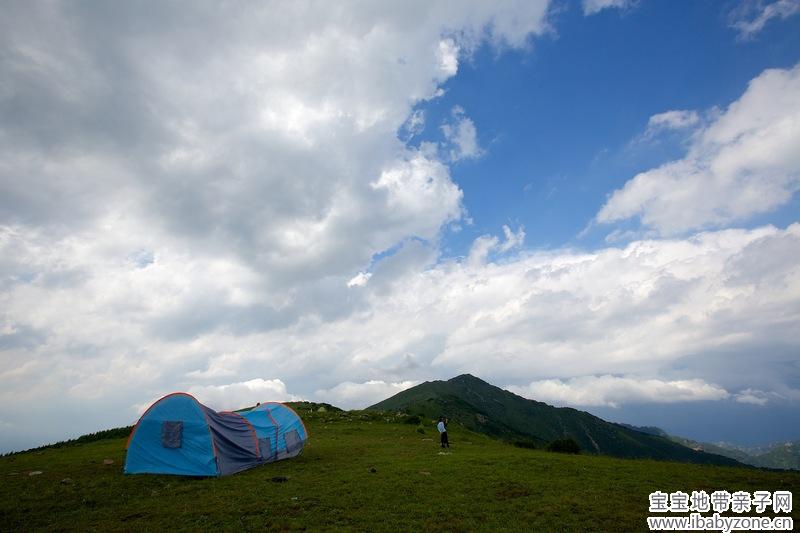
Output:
[1, 407, 798, 531]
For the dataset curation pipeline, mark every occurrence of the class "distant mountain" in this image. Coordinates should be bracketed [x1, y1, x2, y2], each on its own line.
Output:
[622, 424, 800, 471]
[368, 374, 741, 466]
[746, 441, 800, 470]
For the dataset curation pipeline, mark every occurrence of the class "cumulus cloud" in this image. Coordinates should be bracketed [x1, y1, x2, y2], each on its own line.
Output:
[185, 379, 300, 412]
[5, 220, 799, 425]
[3, 220, 800, 449]
[730, 0, 800, 39]
[140, 223, 790, 421]
[1, 1, 799, 455]
[508, 375, 730, 408]
[403, 109, 426, 139]
[734, 388, 771, 405]
[304, 223, 800, 406]
[498, 225, 526, 252]
[733, 387, 800, 405]
[598, 63, 800, 235]
[468, 224, 525, 265]
[371, 151, 464, 240]
[441, 106, 483, 161]
[0, 1, 554, 451]
[347, 272, 373, 288]
[314, 380, 419, 410]
[644, 110, 700, 137]
[583, 0, 637, 15]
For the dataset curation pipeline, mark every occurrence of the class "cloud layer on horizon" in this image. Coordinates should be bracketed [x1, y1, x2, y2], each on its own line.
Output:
[507, 375, 730, 408]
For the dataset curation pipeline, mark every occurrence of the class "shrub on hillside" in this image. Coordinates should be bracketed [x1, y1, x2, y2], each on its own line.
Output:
[546, 438, 581, 454]
[403, 415, 421, 425]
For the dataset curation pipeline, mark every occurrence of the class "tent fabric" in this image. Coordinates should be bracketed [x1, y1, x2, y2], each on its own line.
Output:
[240, 409, 279, 461]
[204, 409, 262, 476]
[241, 402, 308, 462]
[125, 393, 219, 476]
[125, 393, 305, 477]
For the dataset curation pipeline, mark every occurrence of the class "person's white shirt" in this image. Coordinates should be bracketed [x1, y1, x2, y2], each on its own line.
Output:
[437, 421, 446, 433]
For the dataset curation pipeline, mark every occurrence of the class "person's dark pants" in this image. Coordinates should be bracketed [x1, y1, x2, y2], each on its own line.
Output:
[440, 431, 449, 448]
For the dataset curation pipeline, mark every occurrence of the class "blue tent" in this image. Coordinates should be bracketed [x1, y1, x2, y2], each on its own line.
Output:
[125, 393, 271, 476]
[240, 402, 308, 462]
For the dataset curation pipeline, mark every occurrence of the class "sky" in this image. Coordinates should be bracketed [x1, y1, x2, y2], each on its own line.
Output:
[1, 0, 799, 453]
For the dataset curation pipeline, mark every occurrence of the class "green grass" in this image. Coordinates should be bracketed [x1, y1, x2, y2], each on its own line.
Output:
[1, 408, 798, 532]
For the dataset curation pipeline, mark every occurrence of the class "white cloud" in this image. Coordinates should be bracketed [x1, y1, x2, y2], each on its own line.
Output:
[371, 151, 464, 241]
[734, 388, 771, 405]
[0, 0, 552, 285]
[312, 223, 800, 402]
[598, 63, 800, 235]
[498, 224, 526, 252]
[347, 271, 372, 288]
[468, 224, 525, 265]
[403, 109, 426, 138]
[730, 0, 800, 39]
[583, 0, 637, 16]
[437, 39, 460, 77]
[0, 1, 555, 451]
[604, 228, 657, 244]
[441, 106, 482, 161]
[733, 387, 800, 405]
[314, 380, 418, 410]
[645, 109, 700, 135]
[3, 221, 799, 448]
[468, 235, 500, 265]
[187, 379, 300, 412]
[1, 1, 799, 454]
[186, 353, 242, 380]
[508, 375, 730, 408]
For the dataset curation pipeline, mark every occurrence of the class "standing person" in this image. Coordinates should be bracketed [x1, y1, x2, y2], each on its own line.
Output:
[437, 416, 449, 448]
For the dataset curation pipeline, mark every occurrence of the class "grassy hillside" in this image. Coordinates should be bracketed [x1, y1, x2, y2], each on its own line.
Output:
[369, 375, 741, 466]
[1, 406, 798, 531]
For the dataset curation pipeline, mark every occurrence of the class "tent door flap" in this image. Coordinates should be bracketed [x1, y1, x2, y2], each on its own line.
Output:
[284, 429, 302, 454]
[161, 421, 183, 448]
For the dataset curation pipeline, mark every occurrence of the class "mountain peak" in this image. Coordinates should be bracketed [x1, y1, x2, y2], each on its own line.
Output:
[367, 374, 742, 467]
[448, 373, 485, 383]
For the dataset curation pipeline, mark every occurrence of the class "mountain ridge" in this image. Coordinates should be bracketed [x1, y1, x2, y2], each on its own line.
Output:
[368, 374, 743, 466]
[621, 423, 800, 471]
